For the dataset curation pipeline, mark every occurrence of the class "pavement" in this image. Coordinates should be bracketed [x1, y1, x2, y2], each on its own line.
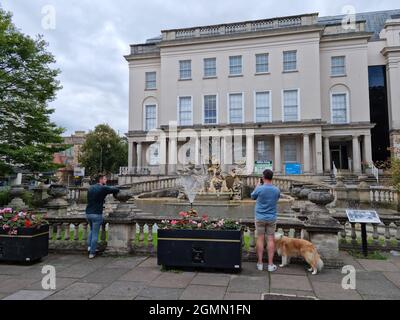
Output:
[1, 251, 400, 300]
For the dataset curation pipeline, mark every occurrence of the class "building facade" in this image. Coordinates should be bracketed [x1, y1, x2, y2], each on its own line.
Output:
[124, 10, 400, 176]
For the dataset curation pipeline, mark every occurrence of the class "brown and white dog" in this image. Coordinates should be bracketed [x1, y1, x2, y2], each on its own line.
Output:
[274, 233, 324, 275]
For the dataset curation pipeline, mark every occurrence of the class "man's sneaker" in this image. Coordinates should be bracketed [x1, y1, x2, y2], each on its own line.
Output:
[257, 263, 264, 271]
[87, 247, 91, 252]
[88, 254, 96, 259]
[267, 264, 277, 272]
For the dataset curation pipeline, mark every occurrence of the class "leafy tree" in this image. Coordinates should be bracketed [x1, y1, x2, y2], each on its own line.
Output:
[0, 8, 66, 175]
[80, 124, 128, 176]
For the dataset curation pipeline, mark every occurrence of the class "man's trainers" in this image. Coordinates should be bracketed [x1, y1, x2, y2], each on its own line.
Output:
[88, 254, 96, 259]
[257, 263, 264, 271]
[88, 247, 91, 252]
[267, 264, 277, 272]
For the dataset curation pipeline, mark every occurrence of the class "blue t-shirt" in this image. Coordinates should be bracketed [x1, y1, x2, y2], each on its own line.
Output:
[251, 184, 280, 222]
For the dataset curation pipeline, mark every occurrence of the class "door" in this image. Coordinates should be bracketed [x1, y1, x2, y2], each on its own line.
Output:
[331, 149, 341, 170]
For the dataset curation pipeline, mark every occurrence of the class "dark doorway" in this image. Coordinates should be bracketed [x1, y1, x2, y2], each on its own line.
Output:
[331, 143, 349, 170]
[368, 66, 390, 162]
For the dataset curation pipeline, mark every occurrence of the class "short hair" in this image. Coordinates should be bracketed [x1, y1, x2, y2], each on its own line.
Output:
[263, 169, 274, 180]
[94, 173, 106, 183]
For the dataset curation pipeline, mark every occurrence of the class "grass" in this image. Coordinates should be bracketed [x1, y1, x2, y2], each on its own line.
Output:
[347, 250, 388, 260]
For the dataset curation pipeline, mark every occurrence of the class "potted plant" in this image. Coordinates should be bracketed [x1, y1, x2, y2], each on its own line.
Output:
[157, 209, 243, 271]
[0, 208, 49, 263]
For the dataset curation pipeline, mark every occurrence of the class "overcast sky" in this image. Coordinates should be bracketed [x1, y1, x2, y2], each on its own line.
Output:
[2, 0, 399, 136]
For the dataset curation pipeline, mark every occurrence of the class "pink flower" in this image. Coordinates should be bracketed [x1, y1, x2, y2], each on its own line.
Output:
[171, 220, 178, 226]
[179, 212, 188, 218]
[3, 225, 10, 230]
[197, 223, 202, 228]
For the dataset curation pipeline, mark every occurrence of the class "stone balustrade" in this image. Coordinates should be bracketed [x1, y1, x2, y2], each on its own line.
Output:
[370, 186, 399, 207]
[67, 187, 88, 205]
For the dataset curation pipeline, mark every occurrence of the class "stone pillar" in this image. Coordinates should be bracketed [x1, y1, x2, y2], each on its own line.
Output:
[352, 135, 361, 174]
[315, 133, 323, 175]
[274, 134, 281, 174]
[363, 134, 373, 165]
[222, 134, 232, 172]
[303, 134, 310, 174]
[45, 185, 68, 217]
[358, 175, 371, 208]
[168, 137, 177, 174]
[246, 134, 255, 175]
[136, 143, 142, 172]
[159, 137, 167, 175]
[128, 141, 134, 169]
[323, 137, 331, 173]
[194, 136, 201, 166]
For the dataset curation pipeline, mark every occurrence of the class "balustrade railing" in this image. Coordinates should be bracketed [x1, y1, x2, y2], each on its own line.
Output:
[245, 176, 294, 192]
[370, 187, 398, 206]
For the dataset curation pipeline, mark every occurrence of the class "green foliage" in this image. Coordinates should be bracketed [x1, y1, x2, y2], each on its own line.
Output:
[0, 8, 67, 175]
[0, 187, 10, 206]
[347, 250, 388, 260]
[80, 124, 128, 176]
[391, 156, 400, 192]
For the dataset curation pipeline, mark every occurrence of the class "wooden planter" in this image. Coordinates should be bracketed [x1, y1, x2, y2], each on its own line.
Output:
[0, 224, 49, 263]
[157, 229, 242, 271]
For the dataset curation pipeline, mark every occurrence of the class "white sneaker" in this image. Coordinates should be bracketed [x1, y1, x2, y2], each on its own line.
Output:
[88, 247, 91, 252]
[88, 254, 96, 259]
[257, 263, 264, 271]
[267, 264, 277, 272]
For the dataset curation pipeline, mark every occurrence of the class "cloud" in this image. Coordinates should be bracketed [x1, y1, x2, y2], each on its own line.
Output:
[2, 0, 400, 135]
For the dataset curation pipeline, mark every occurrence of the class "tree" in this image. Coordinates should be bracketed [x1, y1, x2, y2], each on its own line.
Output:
[0, 8, 66, 175]
[80, 124, 128, 176]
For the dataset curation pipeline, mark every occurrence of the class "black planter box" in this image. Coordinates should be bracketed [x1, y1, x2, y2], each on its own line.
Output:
[157, 229, 242, 271]
[0, 224, 49, 263]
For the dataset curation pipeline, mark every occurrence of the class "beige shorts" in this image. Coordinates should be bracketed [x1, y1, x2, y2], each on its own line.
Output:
[255, 221, 277, 237]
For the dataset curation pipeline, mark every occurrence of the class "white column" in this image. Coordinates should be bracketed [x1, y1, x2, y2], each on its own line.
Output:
[159, 137, 167, 175]
[323, 137, 331, 173]
[303, 134, 310, 174]
[315, 133, 323, 175]
[352, 135, 361, 174]
[168, 138, 177, 174]
[274, 134, 281, 174]
[363, 134, 373, 165]
[246, 134, 254, 175]
[128, 141, 134, 169]
[222, 134, 232, 172]
[136, 143, 142, 171]
[194, 136, 201, 166]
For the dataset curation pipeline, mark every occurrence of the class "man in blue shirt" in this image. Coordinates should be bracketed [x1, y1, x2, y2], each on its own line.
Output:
[251, 169, 280, 272]
[86, 174, 119, 259]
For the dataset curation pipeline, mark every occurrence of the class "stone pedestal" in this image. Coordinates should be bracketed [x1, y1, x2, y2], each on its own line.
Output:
[45, 184, 68, 217]
[8, 185, 28, 211]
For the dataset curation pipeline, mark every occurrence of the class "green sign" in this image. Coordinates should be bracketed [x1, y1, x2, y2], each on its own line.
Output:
[254, 161, 273, 175]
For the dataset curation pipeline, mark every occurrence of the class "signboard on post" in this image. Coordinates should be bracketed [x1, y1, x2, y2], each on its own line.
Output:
[254, 161, 273, 175]
[74, 167, 85, 177]
[285, 163, 302, 175]
[345, 209, 381, 224]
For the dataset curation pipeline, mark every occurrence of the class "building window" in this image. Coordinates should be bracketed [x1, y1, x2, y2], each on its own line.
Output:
[283, 89, 299, 122]
[178, 96, 192, 126]
[283, 50, 297, 72]
[148, 143, 160, 165]
[228, 93, 243, 124]
[255, 91, 271, 122]
[229, 55, 242, 75]
[256, 140, 272, 161]
[331, 56, 346, 76]
[256, 53, 269, 73]
[145, 105, 157, 131]
[204, 95, 217, 124]
[145, 72, 156, 89]
[331, 93, 348, 124]
[179, 60, 191, 80]
[204, 58, 216, 77]
[284, 140, 297, 163]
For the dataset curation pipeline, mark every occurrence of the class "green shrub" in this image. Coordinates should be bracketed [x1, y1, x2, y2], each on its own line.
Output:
[0, 187, 11, 206]
[391, 156, 400, 192]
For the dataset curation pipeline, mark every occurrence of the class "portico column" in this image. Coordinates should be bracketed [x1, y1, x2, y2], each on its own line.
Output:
[352, 135, 361, 174]
[324, 137, 331, 173]
[128, 141, 134, 170]
[363, 134, 373, 165]
[303, 134, 310, 174]
[315, 133, 323, 175]
[136, 143, 142, 172]
[274, 134, 281, 174]
[168, 137, 177, 174]
[246, 134, 255, 175]
[222, 134, 232, 172]
[159, 137, 167, 175]
[194, 136, 201, 166]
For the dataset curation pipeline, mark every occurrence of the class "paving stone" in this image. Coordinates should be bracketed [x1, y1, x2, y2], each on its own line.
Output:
[227, 275, 268, 294]
[24, 277, 78, 292]
[57, 264, 99, 279]
[274, 264, 308, 276]
[46, 282, 104, 300]
[356, 259, 399, 272]
[0, 264, 34, 276]
[81, 268, 131, 284]
[190, 274, 230, 287]
[104, 257, 147, 269]
[90, 294, 134, 300]
[3, 290, 54, 300]
[338, 251, 365, 271]
[149, 272, 196, 288]
[180, 285, 226, 300]
[383, 272, 400, 288]
[0, 278, 38, 294]
[96, 281, 145, 299]
[223, 292, 261, 300]
[308, 269, 345, 283]
[139, 287, 185, 300]
[311, 281, 362, 300]
[361, 294, 400, 300]
[270, 274, 313, 291]
[119, 267, 162, 283]
[137, 257, 158, 268]
[355, 272, 400, 298]
[239, 262, 271, 277]
[268, 288, 318, 299]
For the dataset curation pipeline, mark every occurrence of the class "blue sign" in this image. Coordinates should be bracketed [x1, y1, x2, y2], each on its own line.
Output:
[285, 163, 302, 175]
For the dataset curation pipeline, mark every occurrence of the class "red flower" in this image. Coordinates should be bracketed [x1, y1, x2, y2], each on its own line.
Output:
[24, 220, 32, 228]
